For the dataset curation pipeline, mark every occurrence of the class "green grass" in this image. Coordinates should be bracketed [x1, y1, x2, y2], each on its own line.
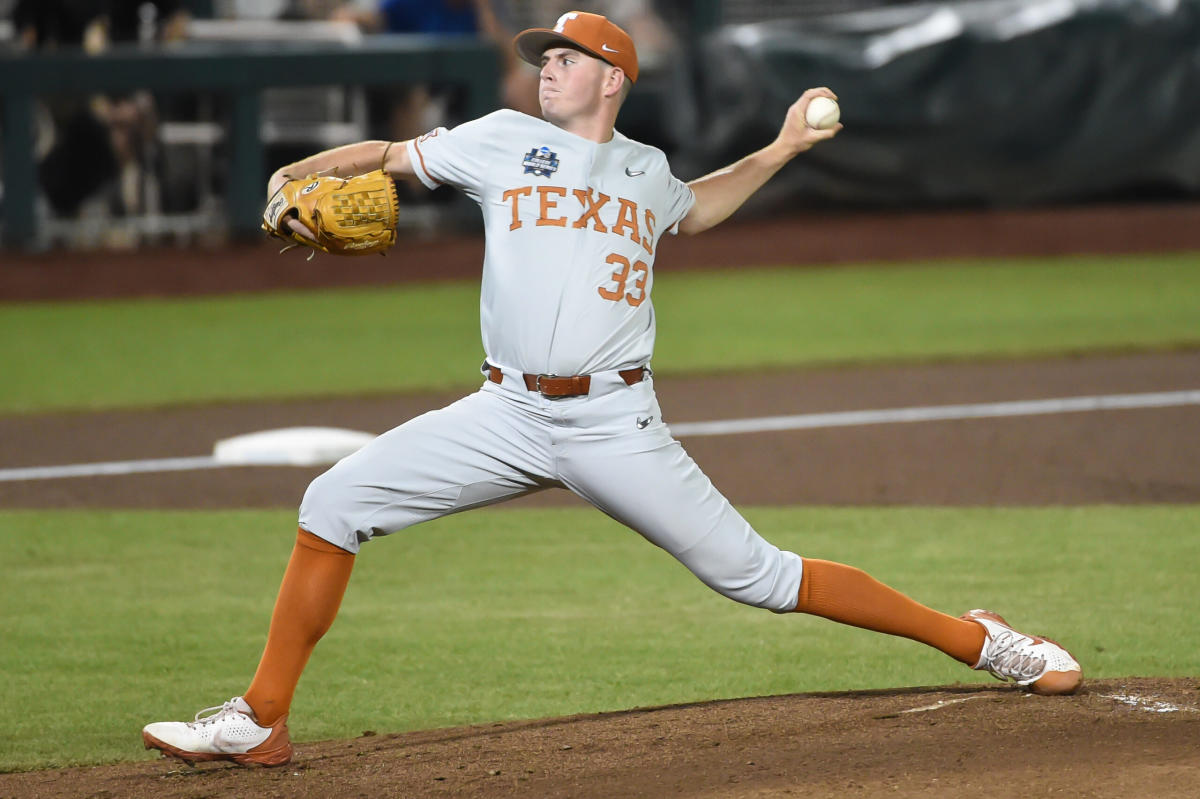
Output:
[1, 253, 1197, 413]
[2, 505, 1197, 771]
[656, 254, 1199, 371]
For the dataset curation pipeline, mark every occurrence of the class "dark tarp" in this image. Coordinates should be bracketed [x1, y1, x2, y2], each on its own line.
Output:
[681, 0, 1200, 207]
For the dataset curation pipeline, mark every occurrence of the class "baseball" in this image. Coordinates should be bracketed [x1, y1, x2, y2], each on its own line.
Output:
[805, 96, 840, 130]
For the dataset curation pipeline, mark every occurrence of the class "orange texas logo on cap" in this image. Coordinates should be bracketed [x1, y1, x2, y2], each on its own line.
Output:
[514, 11, 639, 83]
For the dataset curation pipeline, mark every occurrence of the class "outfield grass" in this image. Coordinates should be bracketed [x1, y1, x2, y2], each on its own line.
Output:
[2, 505, 1197, 771]
[0, 253, 1196, 413]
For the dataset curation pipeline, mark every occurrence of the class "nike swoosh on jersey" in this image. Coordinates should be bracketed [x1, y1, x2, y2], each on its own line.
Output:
[601, 43, 620, 53]
[625, 168, 645, 177]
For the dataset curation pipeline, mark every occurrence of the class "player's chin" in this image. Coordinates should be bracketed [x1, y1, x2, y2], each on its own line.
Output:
[539, 102, 566, 125]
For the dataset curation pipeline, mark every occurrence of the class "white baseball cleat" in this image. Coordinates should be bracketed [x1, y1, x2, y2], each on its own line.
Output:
[962, 609, 1083, 696]
[142, 696, 292, 766]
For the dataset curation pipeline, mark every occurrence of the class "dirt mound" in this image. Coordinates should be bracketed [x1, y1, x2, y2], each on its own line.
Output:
[3, 677, 1196, 798]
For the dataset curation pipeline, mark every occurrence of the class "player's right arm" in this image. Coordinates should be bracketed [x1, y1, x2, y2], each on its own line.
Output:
[266, 140, 421, 241]
[266, 112, 494, 242]
[266, 140, 418, 199]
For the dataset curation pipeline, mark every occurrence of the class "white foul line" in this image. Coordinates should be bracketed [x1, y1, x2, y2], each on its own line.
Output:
[669, 389, 1200, 437]
[0, 456, 221, 482]
[0, 389, 1197, 483]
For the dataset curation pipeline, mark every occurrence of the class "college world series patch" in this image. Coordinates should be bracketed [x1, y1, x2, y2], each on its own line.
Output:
[522, 147, 560, 178]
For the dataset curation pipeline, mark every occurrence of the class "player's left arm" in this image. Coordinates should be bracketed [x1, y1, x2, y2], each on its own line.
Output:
[677, 88, 841, 235]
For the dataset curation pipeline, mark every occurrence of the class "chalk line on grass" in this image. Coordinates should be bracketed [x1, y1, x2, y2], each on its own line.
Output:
[1, 389, 1197, 482]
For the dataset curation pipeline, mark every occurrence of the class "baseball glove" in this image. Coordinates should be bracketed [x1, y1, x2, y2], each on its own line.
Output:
[262, 169, 400, 256]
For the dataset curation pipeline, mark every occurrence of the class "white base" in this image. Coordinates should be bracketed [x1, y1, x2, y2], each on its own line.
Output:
[212, 427, 375, 467]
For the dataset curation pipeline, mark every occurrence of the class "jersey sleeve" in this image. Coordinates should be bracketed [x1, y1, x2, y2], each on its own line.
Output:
[662, 173, 696, 235]
[406, 114, 497, 201]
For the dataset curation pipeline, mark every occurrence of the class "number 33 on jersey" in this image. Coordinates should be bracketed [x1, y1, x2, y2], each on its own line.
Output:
[405, 109, 695, 376]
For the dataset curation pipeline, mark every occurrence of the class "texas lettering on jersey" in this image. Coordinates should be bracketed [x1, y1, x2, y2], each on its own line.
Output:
[500, 185, 657, 255]
[404, 109, 695, 373]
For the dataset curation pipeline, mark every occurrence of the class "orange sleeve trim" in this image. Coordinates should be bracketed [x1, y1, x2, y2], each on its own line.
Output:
[411, 137, 442, 187]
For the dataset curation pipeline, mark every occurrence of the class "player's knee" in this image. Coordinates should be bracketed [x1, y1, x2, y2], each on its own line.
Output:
[701, 549, 804, 613]
[299, 466, 339, 513]
[298, 466, 363, 553]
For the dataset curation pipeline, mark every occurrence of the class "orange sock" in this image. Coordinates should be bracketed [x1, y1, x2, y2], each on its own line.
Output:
[243, 528, 355, 727]
[794, 558, 985, 665]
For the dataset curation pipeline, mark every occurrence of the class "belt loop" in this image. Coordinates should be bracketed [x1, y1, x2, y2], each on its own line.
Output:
[619, 366, 646, 387]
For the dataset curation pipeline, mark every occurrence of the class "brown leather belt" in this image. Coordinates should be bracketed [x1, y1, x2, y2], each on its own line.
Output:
[487, 364, 645, 398]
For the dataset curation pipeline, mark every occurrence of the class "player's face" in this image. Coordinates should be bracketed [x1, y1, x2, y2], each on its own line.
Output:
[538, 47, 609, 125]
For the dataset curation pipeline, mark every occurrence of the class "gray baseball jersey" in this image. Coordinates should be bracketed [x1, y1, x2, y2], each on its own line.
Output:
[407, 109, 694, 376]
[300, 110, 805, 613]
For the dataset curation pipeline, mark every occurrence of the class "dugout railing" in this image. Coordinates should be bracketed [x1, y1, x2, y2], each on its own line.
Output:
[0, 34, 498, 249]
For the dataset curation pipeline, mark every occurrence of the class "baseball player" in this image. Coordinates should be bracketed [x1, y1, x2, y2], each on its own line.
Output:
[142, 12, 1082, 767]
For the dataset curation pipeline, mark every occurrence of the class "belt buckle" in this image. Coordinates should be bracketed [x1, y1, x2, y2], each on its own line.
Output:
[535, 374, 555, 396]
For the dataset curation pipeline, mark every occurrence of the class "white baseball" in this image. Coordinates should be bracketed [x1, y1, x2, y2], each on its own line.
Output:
[805, 96, 840, 130]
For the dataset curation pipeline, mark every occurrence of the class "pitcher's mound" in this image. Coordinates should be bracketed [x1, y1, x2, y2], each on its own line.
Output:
[4, 677, 1197, 799]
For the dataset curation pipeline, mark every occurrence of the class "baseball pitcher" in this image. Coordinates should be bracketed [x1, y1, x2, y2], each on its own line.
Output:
[143, 12, 1081, 767]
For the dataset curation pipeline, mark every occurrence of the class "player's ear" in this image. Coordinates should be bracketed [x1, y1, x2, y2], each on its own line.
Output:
[604, 67, 627, 100]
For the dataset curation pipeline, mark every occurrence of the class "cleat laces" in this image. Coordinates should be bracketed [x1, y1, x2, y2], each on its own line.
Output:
[983, 629, 1046, 685]
[188, 700, 245, 730]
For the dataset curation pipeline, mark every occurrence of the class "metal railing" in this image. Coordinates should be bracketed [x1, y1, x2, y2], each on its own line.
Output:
[0, 34, 498, 248]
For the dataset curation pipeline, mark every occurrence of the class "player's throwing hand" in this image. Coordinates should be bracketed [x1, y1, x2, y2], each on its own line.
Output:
[778, 88, 843, 155]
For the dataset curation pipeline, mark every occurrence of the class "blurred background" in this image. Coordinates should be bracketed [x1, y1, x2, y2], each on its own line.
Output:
[0, 0, 1197, 251]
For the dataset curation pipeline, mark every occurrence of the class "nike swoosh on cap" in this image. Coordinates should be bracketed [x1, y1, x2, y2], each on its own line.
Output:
[625, 168, 645, 177]
[601, 43, 620, 53]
